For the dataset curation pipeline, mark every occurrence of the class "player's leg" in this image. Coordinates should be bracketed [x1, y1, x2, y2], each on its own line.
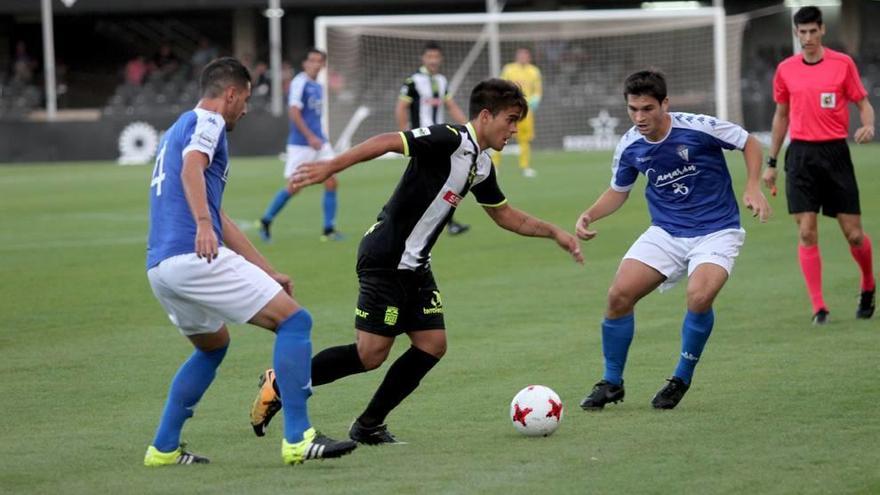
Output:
[581, 258, 666, 410]
[350, 270, 445, 444]
[517, 114, 536, 177]
[653, 228, 743, 410]
[447, 212, 470, 236]
[250, 290, 358, 463]
[828, 141, 874, 318]
[258, 145, 305, 242]
[787, 141, 828, 323]
[794, 212, 828, 323]
[838, 214, 875, 318]
[317, 143, 344, 241]
[145, 261, 232, 466]
[350, 329, 445, 445]
[145, 328, 229, 466]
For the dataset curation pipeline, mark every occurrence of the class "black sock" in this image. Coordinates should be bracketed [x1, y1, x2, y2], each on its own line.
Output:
[312, 343, 366, 386]
[358, 346, 440, 427]
[271, 343, 365, 397]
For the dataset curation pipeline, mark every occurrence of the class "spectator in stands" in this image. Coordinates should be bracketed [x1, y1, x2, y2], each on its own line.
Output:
[252, 61, 270, 97]
[125, 55, 150, 86]
[12, 41, 36, 85]
[190, 37, 218, 74]
[153, 43, 181, 80]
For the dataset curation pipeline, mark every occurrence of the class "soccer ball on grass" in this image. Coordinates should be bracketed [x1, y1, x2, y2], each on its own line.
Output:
[510, 385, 563, 437]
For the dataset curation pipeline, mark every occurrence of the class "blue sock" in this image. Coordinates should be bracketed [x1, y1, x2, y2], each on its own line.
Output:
[262, 188, 292, 223]
[274, 309, 313, 443]
[152, 345, 228, 452]
[602, 314, 634, 386]
[673, 309, 715, 384]
[322, 189, 337, 231]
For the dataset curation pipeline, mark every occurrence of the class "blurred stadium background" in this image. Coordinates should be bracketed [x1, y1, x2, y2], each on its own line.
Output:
[1, 0, 879, 163]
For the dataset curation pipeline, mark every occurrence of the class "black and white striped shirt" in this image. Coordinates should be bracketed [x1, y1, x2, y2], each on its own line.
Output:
[399, 67, 450, 129]
[356, 123, 506, 272]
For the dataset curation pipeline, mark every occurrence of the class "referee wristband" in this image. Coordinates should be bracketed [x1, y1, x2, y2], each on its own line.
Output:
[766, 157, 777, 168]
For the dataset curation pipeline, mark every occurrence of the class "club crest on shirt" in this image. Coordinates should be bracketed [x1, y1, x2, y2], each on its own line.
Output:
[676, 145, 689, 162]
[443, 190, 462, 207]
[820, 92, 836, 109]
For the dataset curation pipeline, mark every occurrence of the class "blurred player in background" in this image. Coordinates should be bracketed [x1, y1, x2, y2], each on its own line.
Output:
[258, 48, 343, 243]
[763, 6, 875, 325]
[492, 47, 542, 178]
[396, 41, 471, 235]
[576, 70, 770, 411]
[250, 78, 583, 445]
[144, 57, 356, 466]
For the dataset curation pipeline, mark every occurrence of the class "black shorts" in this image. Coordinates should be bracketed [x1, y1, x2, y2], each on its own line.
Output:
[355, 269, 445, 337]
[785, 139, 861, 217]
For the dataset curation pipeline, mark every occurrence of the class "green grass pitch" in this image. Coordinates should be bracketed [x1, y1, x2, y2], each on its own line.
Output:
[1, 146, 878, 494]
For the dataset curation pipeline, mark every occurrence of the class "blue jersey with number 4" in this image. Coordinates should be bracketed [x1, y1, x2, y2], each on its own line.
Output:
[147, 108, 228, 268]
[610, 112, 749, 237]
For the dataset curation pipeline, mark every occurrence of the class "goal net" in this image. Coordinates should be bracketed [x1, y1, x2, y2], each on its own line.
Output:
[317, 8, 746, 151]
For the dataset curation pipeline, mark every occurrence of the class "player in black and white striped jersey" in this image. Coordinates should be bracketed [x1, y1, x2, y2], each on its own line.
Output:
[249, 78, 583, 445]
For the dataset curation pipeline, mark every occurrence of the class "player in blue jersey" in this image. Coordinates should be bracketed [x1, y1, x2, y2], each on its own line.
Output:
[258, 48, 342, 242]
[143, 57, 356, 466]
[576, 70, 771, 410]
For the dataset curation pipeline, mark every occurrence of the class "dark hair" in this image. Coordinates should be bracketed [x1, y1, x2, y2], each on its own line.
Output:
[302, 47, 327, 63]
[468, 78, 528, 120]
[793, 6, 823, 26]
[623, 70, 667, 103]
[422, 41, 442, 54]
[200, 57, 251, 98]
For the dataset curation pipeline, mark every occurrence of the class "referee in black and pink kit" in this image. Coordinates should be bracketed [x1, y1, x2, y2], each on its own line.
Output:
[763, 5, 876, 325]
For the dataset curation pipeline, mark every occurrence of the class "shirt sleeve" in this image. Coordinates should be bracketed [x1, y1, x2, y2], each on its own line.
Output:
[609, 136, 639, 192]
[471, 160, 507, 207]
[702, 117, 749, 150]
[399, 78, 415, 102]
[182, 112, 224, 163]
[288, 75, 306, 109]
[843, 57, 868, 103]
[399, 124, 459, 159]
[772, 66, 789, 104]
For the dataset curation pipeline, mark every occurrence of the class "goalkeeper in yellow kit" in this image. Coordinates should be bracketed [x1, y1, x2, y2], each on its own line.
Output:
[492, 47, 542, 178]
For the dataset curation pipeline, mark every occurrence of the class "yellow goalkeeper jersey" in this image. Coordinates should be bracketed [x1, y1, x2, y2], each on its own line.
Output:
[499, 63, 542, 100]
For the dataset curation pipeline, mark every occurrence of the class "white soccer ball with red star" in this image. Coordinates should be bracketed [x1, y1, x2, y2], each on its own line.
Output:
[510, 385, 563, 437]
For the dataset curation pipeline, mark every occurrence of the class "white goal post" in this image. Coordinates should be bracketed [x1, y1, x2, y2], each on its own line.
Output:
[316, 8, 745, 152]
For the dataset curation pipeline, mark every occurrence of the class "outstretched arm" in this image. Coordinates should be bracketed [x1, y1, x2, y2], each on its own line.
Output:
[575, 188, 629, 241]
[220, 210, 292, 295]
[289, 132, 404, 192]
[483, 204, 583, 264]
[742, 134, 771, 222]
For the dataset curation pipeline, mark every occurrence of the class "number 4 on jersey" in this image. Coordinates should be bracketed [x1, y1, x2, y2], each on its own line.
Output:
[151, 144, 167, 196]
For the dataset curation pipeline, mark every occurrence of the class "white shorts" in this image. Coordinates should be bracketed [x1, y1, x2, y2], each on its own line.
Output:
[147, 247, 282, 335]
[284, 143, 334, 178]
[623, 226, 746, 292]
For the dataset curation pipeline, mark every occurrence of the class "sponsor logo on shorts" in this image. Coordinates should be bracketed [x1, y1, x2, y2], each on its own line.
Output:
[423, 290, 444, 315]
[820, 92, 836, 109]
[384, 306, 399, 326]
[412, 127, 431, 138]
[443, 190, 462, 207]
[355, 308, 369, 319]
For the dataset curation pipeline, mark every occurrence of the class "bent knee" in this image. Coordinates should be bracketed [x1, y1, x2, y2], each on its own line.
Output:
[358, 348, 390, 370]
[606, 287, 637, 316]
